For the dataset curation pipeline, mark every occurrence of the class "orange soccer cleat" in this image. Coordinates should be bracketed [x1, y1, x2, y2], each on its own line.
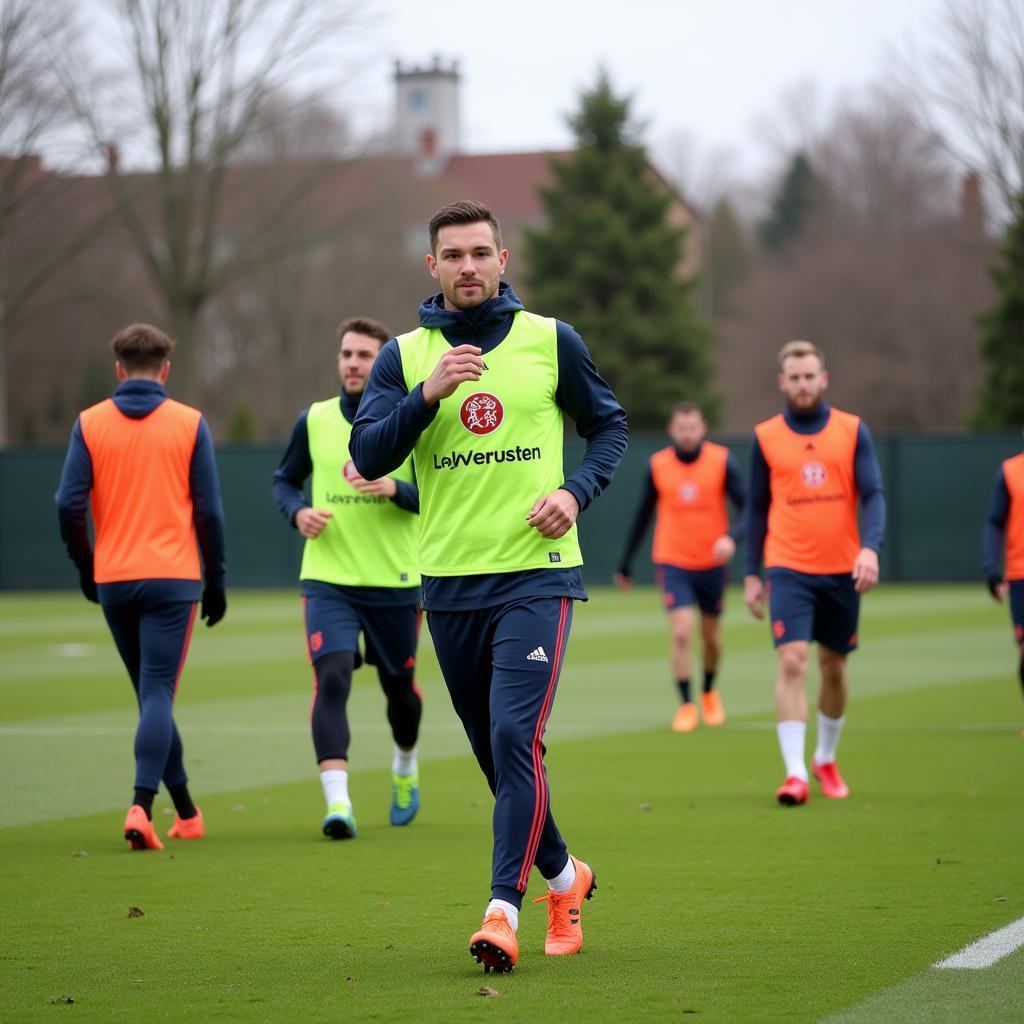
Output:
[812, 761, 850, 799]
[124, 804, 164, 851]
[672, 702, 699, 733]
[700, 690, 726, 727]
[533, 856, 597, 956]
[167, 808, 205, 839]
[469, 909, 519, 973]
[775, 776, 810, 806]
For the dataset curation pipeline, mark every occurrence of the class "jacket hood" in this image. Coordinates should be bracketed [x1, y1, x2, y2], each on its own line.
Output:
[112, 380, 168, 419]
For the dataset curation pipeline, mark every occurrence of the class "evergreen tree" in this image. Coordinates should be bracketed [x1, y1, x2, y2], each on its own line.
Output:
[973, 191, 1024, 427]
[523, 69, 717, 427]
[759, 152, 820, 252]
[708, 198, 751, 316]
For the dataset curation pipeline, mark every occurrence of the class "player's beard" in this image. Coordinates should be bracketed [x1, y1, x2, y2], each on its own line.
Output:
[443, 275, 497, 311]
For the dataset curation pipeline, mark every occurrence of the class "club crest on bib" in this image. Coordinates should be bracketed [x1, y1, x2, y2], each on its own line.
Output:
[679, 482, 700, 503]
[801, 460, 827, 488]
[460, 392, 503, 435]
[342, 459, 361, 483]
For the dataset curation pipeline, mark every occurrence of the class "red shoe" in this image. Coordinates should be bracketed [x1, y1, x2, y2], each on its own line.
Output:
[124, 805, 164, 850]
[775, 776, 810, 806]
[469, 909, 518, 973]
[812, 761, 849, 799]
[167, 808, 205, 839]
[533, 856, 597, 955]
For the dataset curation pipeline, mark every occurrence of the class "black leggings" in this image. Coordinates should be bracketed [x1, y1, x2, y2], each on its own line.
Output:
[311, 651, 423, 762]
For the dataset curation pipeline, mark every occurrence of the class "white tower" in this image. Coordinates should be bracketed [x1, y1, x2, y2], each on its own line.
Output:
[393, 56, 461, 175]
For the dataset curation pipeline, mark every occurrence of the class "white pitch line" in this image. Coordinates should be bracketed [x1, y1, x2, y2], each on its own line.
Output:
[933, 916, 1024, 970]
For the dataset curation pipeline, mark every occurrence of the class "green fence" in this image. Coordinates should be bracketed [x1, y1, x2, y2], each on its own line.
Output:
[3, 431, 1021, 591]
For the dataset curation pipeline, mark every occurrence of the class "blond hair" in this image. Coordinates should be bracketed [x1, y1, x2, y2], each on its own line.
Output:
[778, 340, 825, 370]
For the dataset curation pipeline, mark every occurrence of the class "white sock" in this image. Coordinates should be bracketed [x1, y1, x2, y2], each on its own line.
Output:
[392, 745, 417, 777]
[814, 712, 845, 764]
[544, 856, 577, 894]
[485, 899, 518, 931]
[776, 721, 808, 782]
[320, 769, 350, 810]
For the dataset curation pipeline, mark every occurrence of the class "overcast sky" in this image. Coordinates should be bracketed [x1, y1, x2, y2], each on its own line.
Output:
[353, 0, 949, 178]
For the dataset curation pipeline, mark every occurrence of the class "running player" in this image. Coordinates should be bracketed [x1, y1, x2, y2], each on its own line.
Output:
[743, 340, 885, 805]
[350, 201, 627, 972]
[982, 442, 1024, 719]
[615, 401, 745, 732]
[273, 317, 423, 839]
[55, 323, 226, 850]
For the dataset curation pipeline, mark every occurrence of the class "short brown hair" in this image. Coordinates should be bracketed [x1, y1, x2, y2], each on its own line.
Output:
[428, 199, 502, 253]
[111, 323, 174, 372]
[670, 401, 704, 419]
[337, 316, 389, 347]
[778, 340, 825, 369]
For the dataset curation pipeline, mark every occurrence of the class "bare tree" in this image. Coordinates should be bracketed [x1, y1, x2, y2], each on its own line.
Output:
[813, 86, 956, 239]
[57, 0, 370, 406]
[900, 0, 1024, 221]
[0, 0, 95, 444]
[654, 128, 738, 215]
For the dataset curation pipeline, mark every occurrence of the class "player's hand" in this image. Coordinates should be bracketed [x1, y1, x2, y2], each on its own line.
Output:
[988, 575, 1008, 603]
[526, 488, 580, 539]
[613, 571, 633, 592]
[350, 474, 397, 498]
[711, 534, 736, 565]
[295, 507, 333, 539]
[852, 547, 880, 594]
[421, 344, 485, 406]
[744, 574, 765, 619]
[78, 561, 98, 604]
[201, 585, 226, 627]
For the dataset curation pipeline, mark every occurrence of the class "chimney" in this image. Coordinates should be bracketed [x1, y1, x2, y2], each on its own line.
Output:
[106, 143, 120, 174]
[961, 171, 984, 234]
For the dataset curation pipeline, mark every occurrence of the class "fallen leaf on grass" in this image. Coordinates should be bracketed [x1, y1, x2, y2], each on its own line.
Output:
[476, 986, 500, 998]
[638, 803, 652, 812]
[72, 850, 88, 858]
[230, 804, 245, 813]
[49, 995, 74, 1004]
[127, 906, 145, 918]
[470, 800, 483, 808]
[345, 976, 356, 983]
[995, 896, 1007, 902]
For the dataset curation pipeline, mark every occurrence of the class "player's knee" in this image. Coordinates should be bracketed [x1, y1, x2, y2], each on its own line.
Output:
[315, 650, 355, 700]
[778, 647, 808, 682]
[490, 715, 529, 755]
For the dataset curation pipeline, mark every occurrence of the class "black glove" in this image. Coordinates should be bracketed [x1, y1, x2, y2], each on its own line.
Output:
[79, 557, 98, 604]
[201, 585, 226, 627]
[987, 575, 1004, 600]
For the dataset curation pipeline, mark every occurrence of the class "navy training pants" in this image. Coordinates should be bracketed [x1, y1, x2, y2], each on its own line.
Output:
[100, 582, 198, 793]
[427, 597, 573, 908]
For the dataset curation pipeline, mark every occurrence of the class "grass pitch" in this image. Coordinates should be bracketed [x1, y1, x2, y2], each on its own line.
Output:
[1, 585, 1022, 1022]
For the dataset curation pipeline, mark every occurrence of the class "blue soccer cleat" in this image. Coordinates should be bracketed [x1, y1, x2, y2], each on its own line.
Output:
[322, 801, 357, 840]
[389, 771, 420, 826]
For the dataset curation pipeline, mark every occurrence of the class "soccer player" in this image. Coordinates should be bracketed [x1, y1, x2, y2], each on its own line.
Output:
[350, 200, 627, 973]
[743, 340, 885, 806]
[982, 443, 1024, 716]
[55, 324, 226, 850]
[273, 317, 423, 839]
[614, 401, 746, 732]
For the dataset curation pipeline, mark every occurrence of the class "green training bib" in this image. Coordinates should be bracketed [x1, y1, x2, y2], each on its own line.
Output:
[396, 310, 583, 577]
[299, 398, 420, 588]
